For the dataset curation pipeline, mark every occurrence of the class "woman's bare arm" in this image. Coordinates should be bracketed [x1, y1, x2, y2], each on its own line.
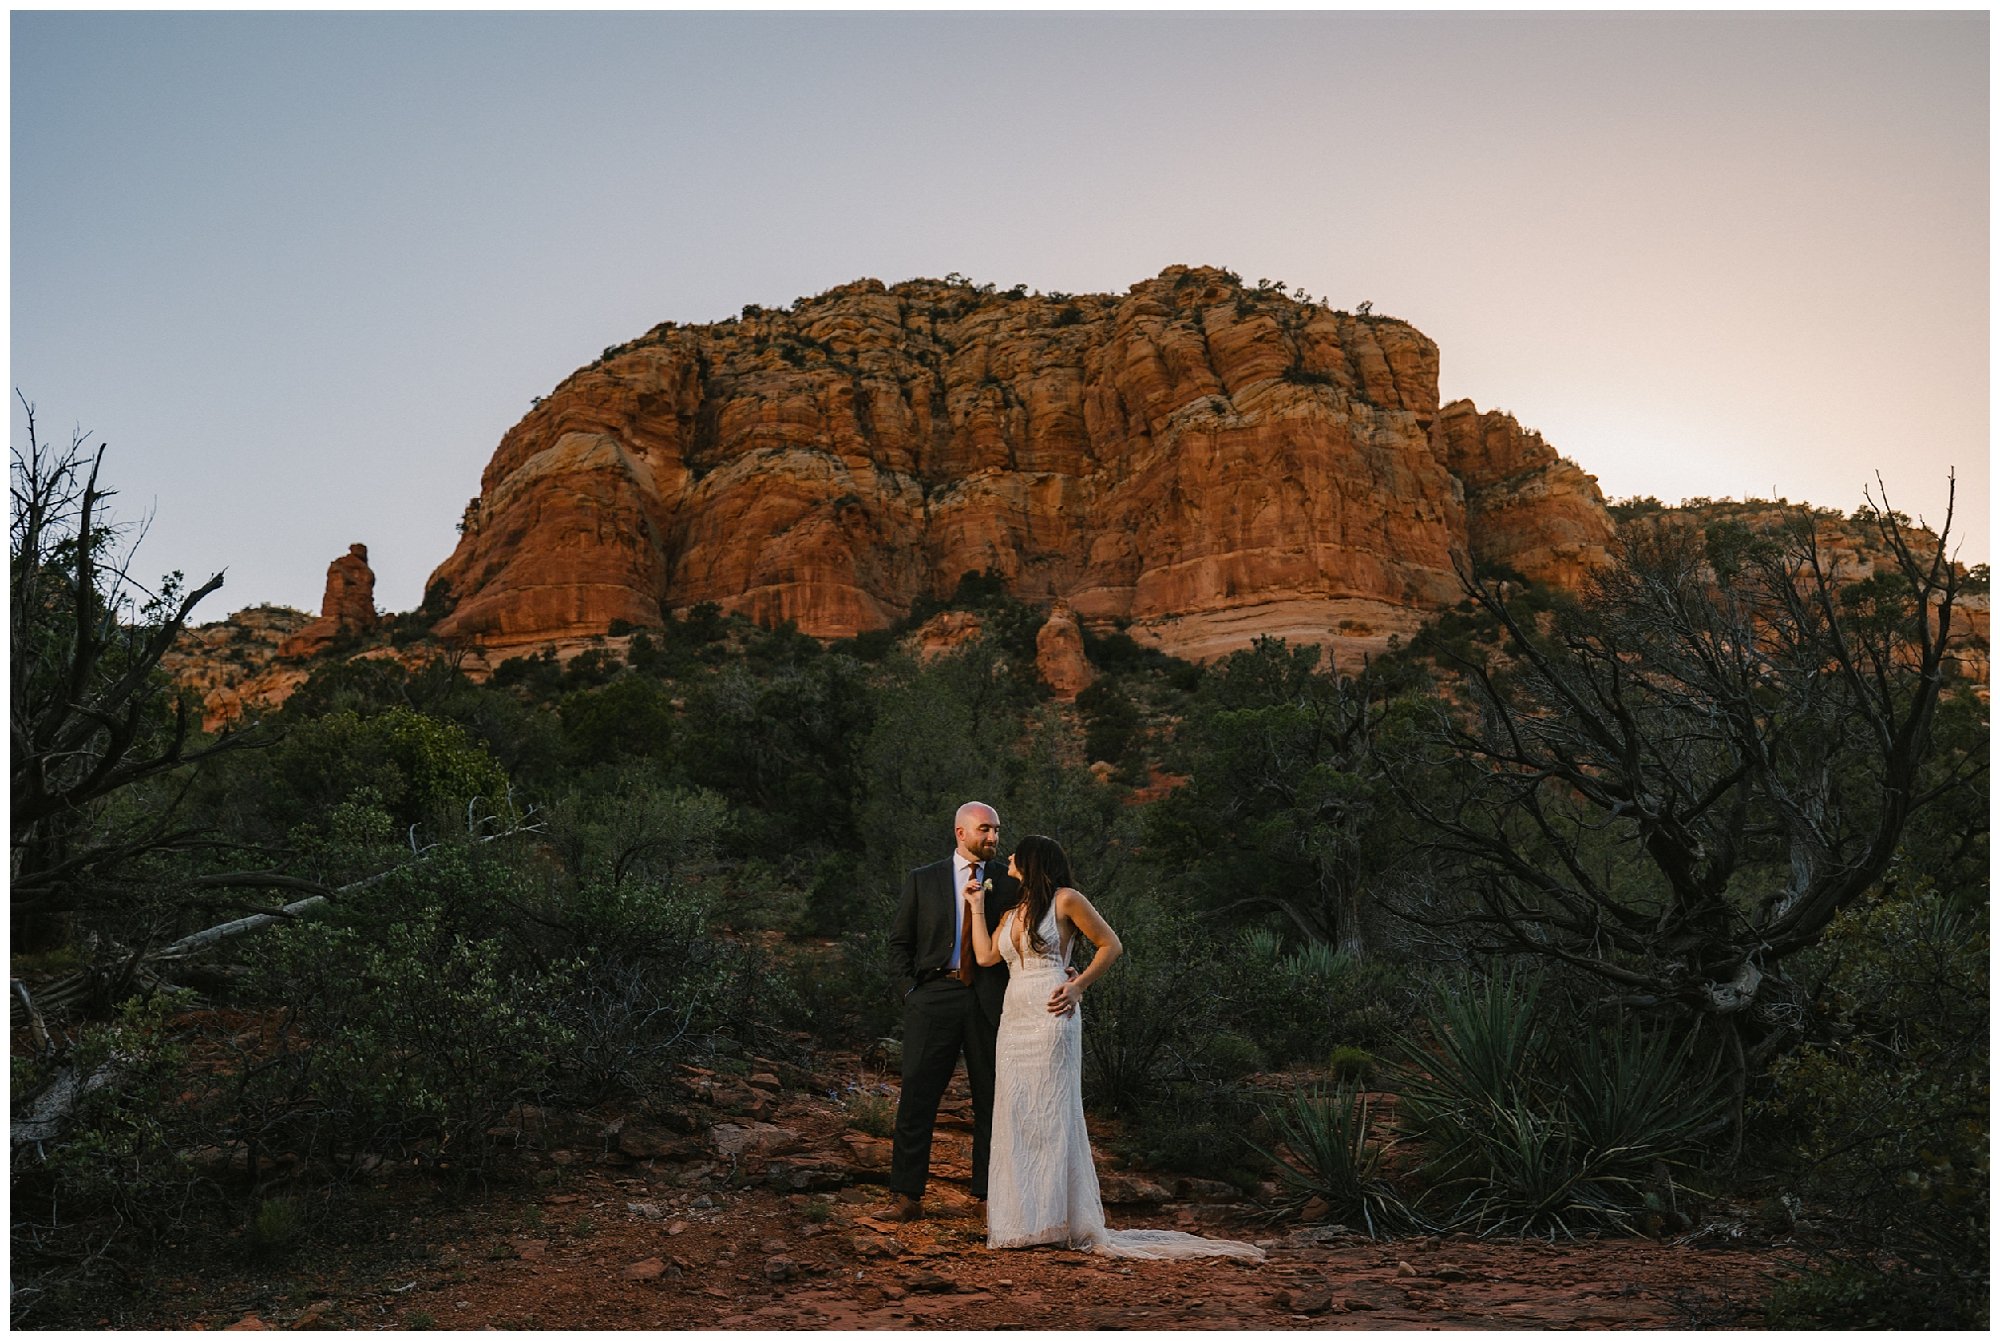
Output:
[1049, 888, 1122, 1013]
[963, 884, 1005, 967]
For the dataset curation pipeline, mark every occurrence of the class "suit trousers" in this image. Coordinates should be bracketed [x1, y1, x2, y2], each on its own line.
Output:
[890, 978, 997, 1200]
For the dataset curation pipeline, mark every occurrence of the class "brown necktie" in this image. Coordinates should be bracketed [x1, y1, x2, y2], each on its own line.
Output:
[955, 863, 980, 984]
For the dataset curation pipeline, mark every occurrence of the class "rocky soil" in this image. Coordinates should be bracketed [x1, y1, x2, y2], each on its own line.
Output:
[135, 1055, 1794, 1331]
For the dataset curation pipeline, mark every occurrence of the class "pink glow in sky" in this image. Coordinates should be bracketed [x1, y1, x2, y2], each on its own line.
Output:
[11, 11, 1988, 614]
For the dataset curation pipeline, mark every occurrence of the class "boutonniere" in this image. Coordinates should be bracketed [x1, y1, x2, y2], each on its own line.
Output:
[980, 878, 994, 897]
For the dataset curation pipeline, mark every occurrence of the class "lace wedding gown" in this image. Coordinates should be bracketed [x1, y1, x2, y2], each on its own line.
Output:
[985, 903, 1264, 1261]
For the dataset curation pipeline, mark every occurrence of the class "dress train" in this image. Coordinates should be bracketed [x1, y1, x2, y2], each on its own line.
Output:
[985, 904, 1264, 1262]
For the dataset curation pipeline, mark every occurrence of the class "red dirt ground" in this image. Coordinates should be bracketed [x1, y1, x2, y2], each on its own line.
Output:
[131, 1055, 1796, 1331]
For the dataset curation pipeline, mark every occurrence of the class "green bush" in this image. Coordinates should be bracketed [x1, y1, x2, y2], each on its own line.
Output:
[1767, 1259, 1978, 1330]
[249, 882, 577, 1165]
[1328, 1045, 1376, 1083]
[249, 1195, 306, 1256]
[1115, 1080, 1264, 1181]
[529, 775, 783, 1096]
[1081, 892, 1219, 1111]
[559, 675, 679, 762]
[243, 705, 513, 841]
[10, 990, 206, 1324]
[1075, 678, 1143, 772]
[1225, 931, 1411, 1068]
[842, 1087, 896, 1138]
[787, 926, 903, 1049]
[1758, 884, 1987, 1327]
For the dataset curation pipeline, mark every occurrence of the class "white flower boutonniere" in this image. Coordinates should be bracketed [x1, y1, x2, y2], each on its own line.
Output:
[980, 878, 994, 898]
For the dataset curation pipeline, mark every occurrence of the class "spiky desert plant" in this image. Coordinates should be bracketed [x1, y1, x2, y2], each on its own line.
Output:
[1249, 1080, 1415, 1237]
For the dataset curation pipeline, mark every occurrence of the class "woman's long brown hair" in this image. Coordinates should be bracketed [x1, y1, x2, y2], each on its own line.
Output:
[1010, 834, 1074, 956]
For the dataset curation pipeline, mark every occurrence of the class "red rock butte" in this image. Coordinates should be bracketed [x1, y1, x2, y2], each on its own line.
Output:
[425, 265, 1617, 664]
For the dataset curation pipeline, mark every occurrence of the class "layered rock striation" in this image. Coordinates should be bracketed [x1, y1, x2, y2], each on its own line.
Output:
[159, 604, 313, 731]
[425, 266, 1616, 664]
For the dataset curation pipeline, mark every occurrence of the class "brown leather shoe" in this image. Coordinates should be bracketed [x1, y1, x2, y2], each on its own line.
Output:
[886, 1194, 925, 1222]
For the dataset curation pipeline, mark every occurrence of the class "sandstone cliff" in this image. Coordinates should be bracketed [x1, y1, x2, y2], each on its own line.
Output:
[277, 543, 379, 659]
[1439, 401, 1615, 589]
[159, 604, 313, 730]
[425, 266, 1615, 666]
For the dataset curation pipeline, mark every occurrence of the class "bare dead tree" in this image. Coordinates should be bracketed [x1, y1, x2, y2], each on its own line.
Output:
[1383, 480, 1981, 1099]
[10, 395, 260, 948]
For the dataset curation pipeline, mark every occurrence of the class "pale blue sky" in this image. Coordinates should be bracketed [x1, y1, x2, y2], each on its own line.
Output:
[12, 11, 1989, 613]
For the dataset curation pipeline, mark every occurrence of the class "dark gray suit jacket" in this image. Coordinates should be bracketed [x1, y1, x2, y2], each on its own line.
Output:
[889, 855, 1018, 1026]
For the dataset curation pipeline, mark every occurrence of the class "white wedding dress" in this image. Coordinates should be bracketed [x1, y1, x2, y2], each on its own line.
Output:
[985, 902, 1264, 1261]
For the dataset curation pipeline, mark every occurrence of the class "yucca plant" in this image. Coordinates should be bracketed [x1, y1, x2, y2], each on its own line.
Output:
[1560, 1018, 1729, 1172]
[1285, 939, 1353, 987]
[1237, 926, 1287, 965]
[1396, 970, 1545, 1176]
[1248, 1080, 1415, 1237]
[1392, 972, 1724, 1237]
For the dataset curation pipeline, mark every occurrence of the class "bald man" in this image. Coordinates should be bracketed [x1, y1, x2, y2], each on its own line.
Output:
[884, 801, 1021, 1220]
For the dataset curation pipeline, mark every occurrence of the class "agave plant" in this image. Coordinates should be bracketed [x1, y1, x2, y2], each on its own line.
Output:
[1248, 1080, 1416, 1237]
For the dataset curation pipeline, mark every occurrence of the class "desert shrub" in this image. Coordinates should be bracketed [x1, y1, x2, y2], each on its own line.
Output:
[829, 627, 897, 663]
[244, 855, 577, 1166]
[841, 1086, 896, 1138]
[743, 619, 822, 670]
[1227, 931, 1414, 1067]
[796, 849, 866, 939]
[1079, 892, 1222, 1112]
[10, 990, 205, 1325]
[492, 648, 563, 694]
[1607, 495, 1667, 522]
[558, 648, 621, 691]
[1196, 1030, 1265, 1081]
[1327, 1045, 1377, 1083]
[1250, 1080, 1411, 1236]
[1115, 1079, 1265, 1181]
[223, 705, 512, 844]
[856, 643, 1028, 881]
[549, 874, 770, 1099]
[1393, 972, 1727, 1236]
[623, 624, 715, 681]
[281, 656, 414, 718]
[1075, 678, 1142, 773]
[559, 674, 679, 763]
[680, 657, 876, 856]
[1146, 638, 1427, 952]
[1003, 704, 1132, 884]
[1757, 884, 1988, 1328]
[1077, 623, 1169, 676]
[670, 600, 728, 645]
[786, 925, 903, 1049]
[529, 775, 786, 1093]
[248, 1194, 306, 1257]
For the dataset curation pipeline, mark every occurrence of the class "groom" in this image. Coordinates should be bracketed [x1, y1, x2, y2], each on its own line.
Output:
[884, 800, 1019, 1221]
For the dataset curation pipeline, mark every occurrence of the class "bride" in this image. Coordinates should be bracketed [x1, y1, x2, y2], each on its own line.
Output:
[962, 834, 1264, 1261]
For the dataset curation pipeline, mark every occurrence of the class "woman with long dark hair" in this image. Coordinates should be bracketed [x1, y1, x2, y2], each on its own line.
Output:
[963, 834, 1263, 1260]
